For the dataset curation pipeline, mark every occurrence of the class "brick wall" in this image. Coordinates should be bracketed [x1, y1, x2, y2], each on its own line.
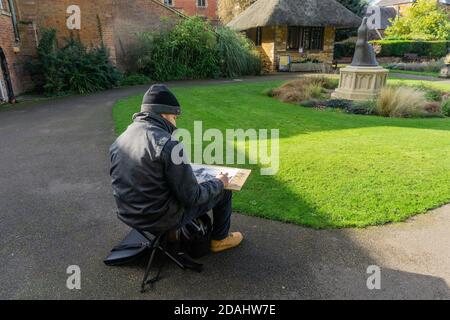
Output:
[17, 0, 117, 60]
[15, 0, 182, 69]
[112, 0, 182, 69]
[0, 1, 24, 97]
[169, 0, 218, 22]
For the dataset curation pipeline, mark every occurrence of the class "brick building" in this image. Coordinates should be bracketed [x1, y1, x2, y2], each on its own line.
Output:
[162, 0, 219, 23]
[0, 0, 24, 102]
[1, 0, 184, 98]
[16, 0, 184, 69]
[376, 0, 450, 15]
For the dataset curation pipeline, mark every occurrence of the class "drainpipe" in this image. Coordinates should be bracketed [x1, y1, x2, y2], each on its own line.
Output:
[7, 0, 20, 42]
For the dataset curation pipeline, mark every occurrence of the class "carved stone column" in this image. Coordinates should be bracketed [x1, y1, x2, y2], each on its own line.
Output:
[332, 66, 389, 101]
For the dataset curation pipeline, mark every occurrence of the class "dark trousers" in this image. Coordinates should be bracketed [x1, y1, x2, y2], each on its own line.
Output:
[180, 190, 233, 241]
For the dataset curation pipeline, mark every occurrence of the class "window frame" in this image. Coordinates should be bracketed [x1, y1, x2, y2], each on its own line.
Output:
[255, 27, 262, 46]
[0, 0, 7, 11]
[286, 26, 324, 51]
[197, 0, 207, 8]
[164, 0, 174, 7]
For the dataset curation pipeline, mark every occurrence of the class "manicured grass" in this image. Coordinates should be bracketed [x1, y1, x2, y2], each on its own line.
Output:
[113, 78, 450, 228]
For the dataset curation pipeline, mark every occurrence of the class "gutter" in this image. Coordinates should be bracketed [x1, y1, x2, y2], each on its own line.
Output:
[7, 0, 20, 41]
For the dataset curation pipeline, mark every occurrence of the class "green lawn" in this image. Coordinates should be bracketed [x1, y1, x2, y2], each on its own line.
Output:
[113, 78, 450, 229]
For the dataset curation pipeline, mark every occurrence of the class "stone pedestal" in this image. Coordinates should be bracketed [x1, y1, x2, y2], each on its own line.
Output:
[332, 66, 389, 101]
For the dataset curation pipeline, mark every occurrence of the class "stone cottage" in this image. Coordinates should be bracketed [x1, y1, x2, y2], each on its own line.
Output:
[227, 0, 361, 72]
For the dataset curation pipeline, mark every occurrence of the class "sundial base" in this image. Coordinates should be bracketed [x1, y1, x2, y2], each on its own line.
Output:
[332, 66, 389, 101]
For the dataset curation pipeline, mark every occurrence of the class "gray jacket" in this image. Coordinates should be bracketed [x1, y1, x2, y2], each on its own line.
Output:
[109, 112, 224, 233]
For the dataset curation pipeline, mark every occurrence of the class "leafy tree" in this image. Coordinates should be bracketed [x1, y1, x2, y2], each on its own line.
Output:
[128, 17, 261, 81]
[335, 0, 368, 42]
[150, 16, 220, 81]
[336, 0, 368, 17]
[385, 0, 450, 40]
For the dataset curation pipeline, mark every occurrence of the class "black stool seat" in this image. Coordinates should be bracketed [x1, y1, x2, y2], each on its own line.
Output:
[104, 228, 203, 292]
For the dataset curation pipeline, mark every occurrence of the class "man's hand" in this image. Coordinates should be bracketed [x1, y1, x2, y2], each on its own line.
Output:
[216, 172, 230, 188]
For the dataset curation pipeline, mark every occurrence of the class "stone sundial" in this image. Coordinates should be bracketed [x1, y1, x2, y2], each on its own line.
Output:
[332, 18, 389, 101]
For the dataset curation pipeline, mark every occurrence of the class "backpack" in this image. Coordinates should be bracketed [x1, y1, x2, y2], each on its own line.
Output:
[179, 213, 212, 259]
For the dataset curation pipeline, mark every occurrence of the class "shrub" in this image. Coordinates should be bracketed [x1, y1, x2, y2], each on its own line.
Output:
[27, 29, 121, 96]
[320, 99, 376, 115]
[371, 40, 449, 58]
[270, 77, 338, 103]
[120, 74, 151, 86]
[323, 99, 354, 110]
[416, 85, 443, 102]
[216, 26, 261, 78]
[334, 41, 356, 59]
[149, 17, 220, 81]
[125, 19, 261, 80]
[347, 100, 377, 115]
[442, 99, 450, 117]
[123, 32, 155, 75]
[386, 60, 445, 73]
[375, 86, 436, 117]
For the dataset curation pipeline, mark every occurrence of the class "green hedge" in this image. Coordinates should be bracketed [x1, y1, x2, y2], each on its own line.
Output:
[334, 40, 449, 59]
[371, 40, 449, 58]
[334, 42, 356, 59]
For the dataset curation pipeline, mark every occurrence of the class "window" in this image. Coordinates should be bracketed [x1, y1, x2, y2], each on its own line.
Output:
[287, 27, 324, 51]
[0, 0, 6, 11]
[164, 0, 173, 6]
[197, 0, 207, 7]
[255, 27, 262, 46]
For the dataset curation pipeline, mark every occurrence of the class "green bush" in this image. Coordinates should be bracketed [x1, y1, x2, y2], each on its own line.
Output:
[123, 32, 155, 76]
[442, 99, 450, 117]
[371, 40, 449, 58]
[125, 17, 261, 81]
[216, 26, 261, 78]
[349, 100, 377, 115]
[27, 29, 121, 96]
[150, 17, 220, 81]
[334, 41, 356, 59]
[120, 74, 151, 86]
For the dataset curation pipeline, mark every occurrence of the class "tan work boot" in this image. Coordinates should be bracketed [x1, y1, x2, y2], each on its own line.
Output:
[211, 232, 243, 253]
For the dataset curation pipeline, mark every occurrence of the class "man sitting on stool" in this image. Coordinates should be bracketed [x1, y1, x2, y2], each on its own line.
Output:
[109, 84, 243, 253]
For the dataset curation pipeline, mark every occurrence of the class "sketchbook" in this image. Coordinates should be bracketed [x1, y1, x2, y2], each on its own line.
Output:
[191, 164, 251, 191]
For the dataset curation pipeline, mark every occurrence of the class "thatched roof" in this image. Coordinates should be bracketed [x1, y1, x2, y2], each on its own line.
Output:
[227, 0, 362, 31]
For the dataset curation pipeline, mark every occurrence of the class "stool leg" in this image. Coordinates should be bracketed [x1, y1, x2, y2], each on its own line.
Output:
[140, 235, 161, 293]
